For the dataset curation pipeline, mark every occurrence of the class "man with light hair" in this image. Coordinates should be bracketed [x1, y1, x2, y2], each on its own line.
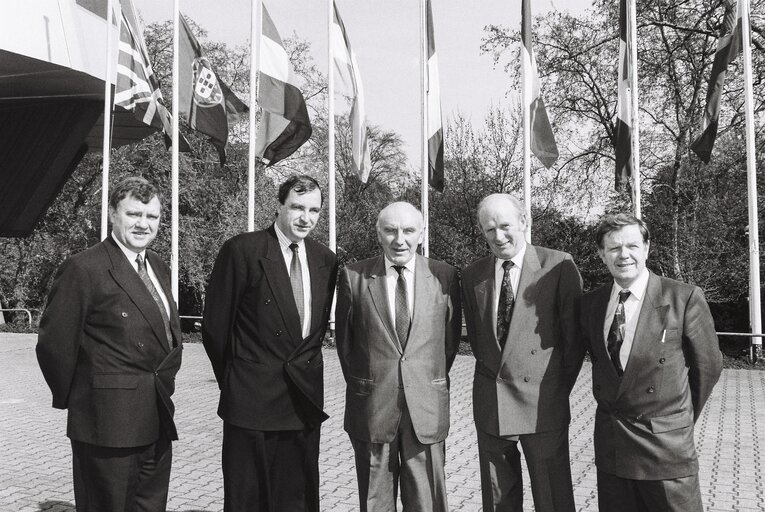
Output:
[336, 201, 462, 512]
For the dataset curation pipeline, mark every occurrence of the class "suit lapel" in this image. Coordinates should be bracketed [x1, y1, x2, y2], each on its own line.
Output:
[618, 272, 668, 397]
[146, 251, 181, 346]
[306, 239, 330, 336]
[589, 284, 621, 384]
[262, 227, 304, 343]
[104, 238, 169, 353]
[501, 246, 542, 365]
[471, 255, 496, 349]
[408, 255, 434, 351]
[367, 256, 402, 353]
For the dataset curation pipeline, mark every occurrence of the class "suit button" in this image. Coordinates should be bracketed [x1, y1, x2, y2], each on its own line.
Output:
[531, 349, 537, 355]
[265, 299, 271, 304]
[137, 342, 144, 348]
[524, 376, 530, 382]
[121, 312, 128, 318]
[659, 357, 666, 364]
[275, 330, 282, 336]
[401, 356, 407, 362]
[647, 386, 655, 393]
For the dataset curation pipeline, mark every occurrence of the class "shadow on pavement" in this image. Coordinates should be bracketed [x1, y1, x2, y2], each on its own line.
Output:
[38, 501, 74, 511]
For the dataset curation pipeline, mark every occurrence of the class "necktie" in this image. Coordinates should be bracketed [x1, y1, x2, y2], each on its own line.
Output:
[393, 265, 411, 349]
[135, 254, 173, 349]
[289, 243, 305, 331]
[607, 289, 631, 376]
[496, 260, 515, 349]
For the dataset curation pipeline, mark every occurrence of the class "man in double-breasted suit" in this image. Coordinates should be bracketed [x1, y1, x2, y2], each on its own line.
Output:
[336, 201, 461, 512]
[203, 175, 337, 512]
[37, 176, 183, 512]
[462, 193, 583, 512]
[580, 213, 723, 511]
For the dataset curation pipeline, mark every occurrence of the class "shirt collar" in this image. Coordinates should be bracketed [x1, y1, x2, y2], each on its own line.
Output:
[494, 243, 526, 272]
[611, 268, 650, 301]
[274, 223, 305, 251]
[385, 255, 416, 274]
[111, 232, 145, 264]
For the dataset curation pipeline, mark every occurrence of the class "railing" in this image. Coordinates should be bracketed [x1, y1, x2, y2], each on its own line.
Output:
[0, 309, 33, 328]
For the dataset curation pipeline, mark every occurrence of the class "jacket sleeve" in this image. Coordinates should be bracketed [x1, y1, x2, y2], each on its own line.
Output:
[202, 238, 247, 386]
[36, 257, 91, 409]
[684, 286, 723, 421]
[445, 268, 462, 373]
[334, 266, 353, 381]
[559, 255, 585, 392]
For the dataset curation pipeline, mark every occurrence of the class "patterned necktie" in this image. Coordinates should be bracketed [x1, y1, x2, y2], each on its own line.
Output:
[497, 260, 515, 349]
[135, 254, 173, 349]
[289, 243, 305, 331]
[607, 289, 631, 376]
[393, 265, 411, 349]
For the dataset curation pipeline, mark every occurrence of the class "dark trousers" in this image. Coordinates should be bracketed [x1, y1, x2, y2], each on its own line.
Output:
[222, 422, 321, 512]
[476, 427, 575, 512]
[597, 469, 703, 512]
[71, 435, 172, 512]
[350, 404, 448, 512]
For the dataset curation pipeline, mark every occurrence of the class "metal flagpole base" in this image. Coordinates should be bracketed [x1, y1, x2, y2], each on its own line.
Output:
[750, 343, 762, 364]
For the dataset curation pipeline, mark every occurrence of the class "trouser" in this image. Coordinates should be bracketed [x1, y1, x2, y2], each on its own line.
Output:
[597, 469, 703, 512]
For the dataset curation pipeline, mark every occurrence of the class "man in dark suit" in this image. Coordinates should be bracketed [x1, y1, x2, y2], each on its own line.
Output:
[203, 175, 338, 512]
[580, 213, 723, 511]
[335, 201, 461, 512]
[37, 176, 183, 512]
[462, 193, 583, 512]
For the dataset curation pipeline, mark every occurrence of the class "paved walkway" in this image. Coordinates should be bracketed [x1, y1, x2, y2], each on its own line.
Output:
[1, 333, 763, 511]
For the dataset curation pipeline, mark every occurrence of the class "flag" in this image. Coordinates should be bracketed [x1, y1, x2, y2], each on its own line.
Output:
[178, 15, 247, 165]
[691, 0, 743, 163]
[426, 0, 444, 192]
[114, 0, 188, 151]
[332, 1, 371, 182]
[255, 6, 312, 166]
[614, 0, 633, 191]
[522, 0, 558, 169]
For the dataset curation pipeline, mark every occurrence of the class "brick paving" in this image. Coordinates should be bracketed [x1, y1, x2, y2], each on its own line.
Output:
[0, 333, 763, 511]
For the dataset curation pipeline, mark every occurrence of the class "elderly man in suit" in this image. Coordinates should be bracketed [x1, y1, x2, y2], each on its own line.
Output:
[462, 193, 583, 512]
[580, 213, 723, 511]
[203, 175, 337, 512]
[37, 176, 183, 512]
[336, 201, 461, 512]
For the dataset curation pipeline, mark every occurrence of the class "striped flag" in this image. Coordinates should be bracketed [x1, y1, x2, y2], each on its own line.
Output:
[522, 0, 558, 169]
[114, 0, 185, 150]
[255, 5, 312, 166]
[614, 0, 633, 191]
[691, 0, 743, 163]
[179, 15, 247, 165]
[426, 0, 444, 192]
[332, 1, 371, 182]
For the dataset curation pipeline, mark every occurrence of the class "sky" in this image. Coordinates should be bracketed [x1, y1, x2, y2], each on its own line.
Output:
[134, 0, 593, 166]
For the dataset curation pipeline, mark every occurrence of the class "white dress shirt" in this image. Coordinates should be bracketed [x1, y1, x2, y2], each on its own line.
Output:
[602, 268, 650, 370]
[492, 244, 526, 338]
[274, 224, 312, 338]
[111, 233, 170, 316]
[384, 256, 416, 328]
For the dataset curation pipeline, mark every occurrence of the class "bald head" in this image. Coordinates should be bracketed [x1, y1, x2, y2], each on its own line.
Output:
[376, 202, 424, 265]
[477, 193, 528, 260]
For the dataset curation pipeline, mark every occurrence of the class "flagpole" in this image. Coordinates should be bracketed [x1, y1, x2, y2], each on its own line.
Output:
[328, 0, 338, 334]
[248, 0, 262, 232]
[100, 0, 115, 240]
[740, 0, 762, 361]
[521, 0, 532, 243]
[420, 0, 429, 257]
[171, 0, 180, 302]
[628, 0, 641, 218]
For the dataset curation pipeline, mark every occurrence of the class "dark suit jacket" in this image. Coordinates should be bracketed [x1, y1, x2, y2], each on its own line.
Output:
[580, 272, 723, 480]
[462, 245, 583, 436]
[202, 226, 338, 431]
[335, 254, 461, 444]
[36, 237, 183, 448]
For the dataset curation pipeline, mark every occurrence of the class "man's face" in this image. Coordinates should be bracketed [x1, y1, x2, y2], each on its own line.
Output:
[377, 204, 423, 266]
[275, 188, 322, 242]
[109, 194, 161, 253]
[478, 199, 527, 260]
[598, 224, 650, 289]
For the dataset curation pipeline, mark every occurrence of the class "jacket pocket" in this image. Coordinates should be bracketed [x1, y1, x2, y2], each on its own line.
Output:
[92, 373, 139, 389]
[649, 410, 692, 433]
